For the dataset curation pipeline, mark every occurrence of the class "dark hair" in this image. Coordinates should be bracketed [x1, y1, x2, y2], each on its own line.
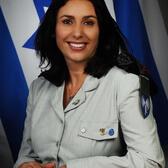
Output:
[35, 0, 140, 86]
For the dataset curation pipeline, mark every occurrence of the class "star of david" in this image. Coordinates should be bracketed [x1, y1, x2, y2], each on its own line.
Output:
[23, 0, 51, 49]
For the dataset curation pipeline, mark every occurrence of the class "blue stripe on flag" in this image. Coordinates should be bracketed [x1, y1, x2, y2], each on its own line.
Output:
[113, 0, 168, 144]
[0, 8, 28, 161]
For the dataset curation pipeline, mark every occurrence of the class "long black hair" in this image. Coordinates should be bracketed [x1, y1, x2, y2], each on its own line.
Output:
[35, 0, 141, 86]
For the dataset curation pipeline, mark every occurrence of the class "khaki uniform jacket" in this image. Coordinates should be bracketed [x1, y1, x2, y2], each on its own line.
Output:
[14, 67, 165, 168]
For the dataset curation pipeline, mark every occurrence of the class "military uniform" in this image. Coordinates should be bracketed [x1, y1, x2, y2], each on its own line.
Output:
[14, 67, 165, 168]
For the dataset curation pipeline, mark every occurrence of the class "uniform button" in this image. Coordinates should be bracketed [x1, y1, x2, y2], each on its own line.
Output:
[72, 99, 80, 105]
[81, 128, 86, 134]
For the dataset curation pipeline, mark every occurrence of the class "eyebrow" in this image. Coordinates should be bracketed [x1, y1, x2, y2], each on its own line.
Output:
[83, 15, 97, 19]
[58, 15, 97, 20]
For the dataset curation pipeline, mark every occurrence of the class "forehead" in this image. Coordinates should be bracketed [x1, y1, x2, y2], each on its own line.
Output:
[57, 0, 96, 17]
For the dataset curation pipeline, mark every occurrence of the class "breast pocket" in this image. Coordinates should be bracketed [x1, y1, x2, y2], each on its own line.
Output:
[78, 121, 120, 156]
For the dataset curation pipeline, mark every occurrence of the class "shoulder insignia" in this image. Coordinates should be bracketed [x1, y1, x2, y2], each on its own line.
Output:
[140, 75, 151, 118]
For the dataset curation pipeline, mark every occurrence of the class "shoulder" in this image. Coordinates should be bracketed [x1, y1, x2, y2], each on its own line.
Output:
[28, 77, 58, 103]
[106, 66, 139, 85]
[29, 76, 52, 91]
[103, 66, 140, 91]
[105, 66, 140, 102]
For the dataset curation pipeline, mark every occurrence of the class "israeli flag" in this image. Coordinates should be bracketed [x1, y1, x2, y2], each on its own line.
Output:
[0, 0, 167, 166]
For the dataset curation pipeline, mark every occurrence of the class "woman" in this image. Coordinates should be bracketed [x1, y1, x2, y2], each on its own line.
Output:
[14, 0, 165, 167]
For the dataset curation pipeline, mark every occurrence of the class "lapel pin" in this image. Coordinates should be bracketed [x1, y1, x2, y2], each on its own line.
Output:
[108, 128, 114, 136]
[99, 128, 106, 136]
[72, 99, 80, 105]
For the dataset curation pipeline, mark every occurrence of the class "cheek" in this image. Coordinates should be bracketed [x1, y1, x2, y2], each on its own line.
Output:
[55, 25, 68, 45]
[90, 27, 99, 41]
[90, 31, 99, 48]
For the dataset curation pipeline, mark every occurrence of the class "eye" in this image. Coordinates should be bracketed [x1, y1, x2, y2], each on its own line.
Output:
[83, 20, 95, 26]
[62, 19, 73, 25]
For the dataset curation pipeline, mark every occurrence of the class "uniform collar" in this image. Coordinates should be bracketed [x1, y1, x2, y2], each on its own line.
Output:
[82, 75, 100, 92]
[51, 75, 100, 114]
[64, 75, 100, 113]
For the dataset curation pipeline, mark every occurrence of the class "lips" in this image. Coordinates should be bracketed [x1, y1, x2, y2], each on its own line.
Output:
[67, 42, 87, 50]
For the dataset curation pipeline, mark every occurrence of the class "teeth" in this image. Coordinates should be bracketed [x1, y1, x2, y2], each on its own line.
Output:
[69, 43, 85, 48]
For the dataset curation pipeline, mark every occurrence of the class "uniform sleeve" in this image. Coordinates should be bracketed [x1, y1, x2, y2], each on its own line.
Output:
[14, 80, 41, 168]
[66, 73, 165, 168]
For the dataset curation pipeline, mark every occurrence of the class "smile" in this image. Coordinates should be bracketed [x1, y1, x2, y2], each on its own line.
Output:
[68, 42, 87, 50]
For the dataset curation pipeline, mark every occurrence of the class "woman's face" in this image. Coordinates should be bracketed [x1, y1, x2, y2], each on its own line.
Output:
[56, 0, 99, 67]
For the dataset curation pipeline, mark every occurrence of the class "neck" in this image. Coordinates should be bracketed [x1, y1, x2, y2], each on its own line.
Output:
[66, 61, 87, 86]
[63, 67, 87, 109]
[68, 70, 86, 87]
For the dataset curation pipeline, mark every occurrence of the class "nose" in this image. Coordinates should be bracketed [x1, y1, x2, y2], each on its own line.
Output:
[72, 23, 83, 39]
